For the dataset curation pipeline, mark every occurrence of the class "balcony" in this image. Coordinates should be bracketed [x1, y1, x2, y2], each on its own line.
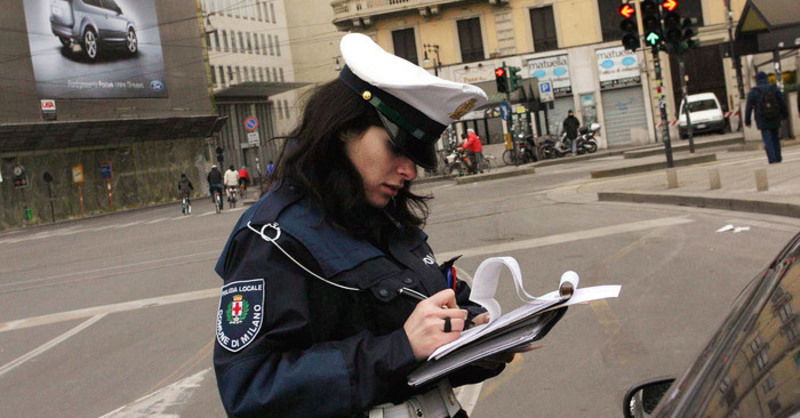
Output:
[331, 0, 506, 30]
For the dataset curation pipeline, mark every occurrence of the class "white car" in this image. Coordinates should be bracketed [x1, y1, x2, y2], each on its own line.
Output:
[678, 93, 726, 138]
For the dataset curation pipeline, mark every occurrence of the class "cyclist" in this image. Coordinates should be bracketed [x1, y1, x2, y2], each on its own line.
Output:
[177, 173, 194, 213]
[207, 165, 224, 208]
[458, 128, 484, 174]
[223, 164, 239, 204]
[237, 165, 250, 197]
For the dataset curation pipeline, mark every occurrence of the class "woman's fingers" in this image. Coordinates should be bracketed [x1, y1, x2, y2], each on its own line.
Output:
[426, 288, 458, 309]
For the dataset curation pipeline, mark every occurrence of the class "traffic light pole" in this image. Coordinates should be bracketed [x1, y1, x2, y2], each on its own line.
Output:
[651, 47, 674, 168]
[500, 61, 517, 166]
[678, 56, 695, 153]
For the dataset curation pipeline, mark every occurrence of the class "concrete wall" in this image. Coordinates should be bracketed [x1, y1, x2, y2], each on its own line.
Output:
[0, 137, 210, 230]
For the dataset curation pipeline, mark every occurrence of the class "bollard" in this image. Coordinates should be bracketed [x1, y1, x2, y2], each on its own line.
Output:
[755, 168, 768, 192]
[666, 168, 678, 189]
[708, 168, 721, 190]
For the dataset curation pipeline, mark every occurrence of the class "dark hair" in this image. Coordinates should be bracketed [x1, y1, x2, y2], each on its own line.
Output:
[273, 79, 430, 242]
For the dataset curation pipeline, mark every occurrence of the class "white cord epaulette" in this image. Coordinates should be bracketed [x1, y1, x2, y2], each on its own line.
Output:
[246, 221, 362, 292]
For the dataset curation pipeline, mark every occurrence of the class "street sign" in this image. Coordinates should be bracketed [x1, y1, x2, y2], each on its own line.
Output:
[247, 131, 260, 146]
[498, 102, 512, 120]
[99, 161, 113, 180]
[72, 164, 84, 184]
[243, 116, 258, 132]
[538, 80, 554, 103]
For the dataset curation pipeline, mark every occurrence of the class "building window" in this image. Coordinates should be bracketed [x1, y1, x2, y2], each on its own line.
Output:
[262, 2, 269, 22]
[257, 0, 263, 20]
[457, 18, 484, 63]
[762, 375, 776, 394]
[219, 66, 226, 86]
[244, 66, 250, 81]
[254, 34, 260, 54]
[277, 101, 284, 119]
[227, 66, 233, 82]
[275, 35, 281, 56]
[392, 28, 418, 65]
[261, 34, 267, 55]
[211, 65, 217, 86]
[268, 35, 274, 55]
[238, 32, 245, 53]
[279, 67, 284, 82]
[222, 31, 229, 52]
[284, 100, 290, 118]
[247, 32, 253, 53]
[213, 31, 220, 51]
[598, 0, 623, 42]
[270, 3, 276, 23]
[266, 67, 272, 81]
[231, 31, 238, 52]
[272, 67, 278, 82]
[259, 67, 265, 81]
[235, 66, 241, 83]
[530, 6, 558, 52]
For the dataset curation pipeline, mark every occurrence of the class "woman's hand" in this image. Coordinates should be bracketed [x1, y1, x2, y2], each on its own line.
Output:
[403, 289, 468, 361]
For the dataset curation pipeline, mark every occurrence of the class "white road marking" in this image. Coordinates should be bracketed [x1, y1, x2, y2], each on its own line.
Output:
[437, 216, 694, 260]
[0, 250, 220, 291]
[113, 221, 144, 229]
[0, 314, 106, 377]
[99, 368, 211, 418]
[144, 217, 168, 225]
[198, 211, 216, 217]
[0, 288, 218, 333]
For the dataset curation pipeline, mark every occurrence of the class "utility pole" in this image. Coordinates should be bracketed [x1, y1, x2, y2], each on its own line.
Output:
[652, 47, 675, 167]
[678, 57, 695, 153]
[725, 0, 745, 131]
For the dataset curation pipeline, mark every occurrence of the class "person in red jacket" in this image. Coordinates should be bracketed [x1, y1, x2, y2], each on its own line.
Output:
[238, 166, 250, 197]
[458, 128, 484, 173]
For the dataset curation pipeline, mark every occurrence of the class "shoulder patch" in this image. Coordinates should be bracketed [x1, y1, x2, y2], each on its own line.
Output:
[216, 279, 265, 353]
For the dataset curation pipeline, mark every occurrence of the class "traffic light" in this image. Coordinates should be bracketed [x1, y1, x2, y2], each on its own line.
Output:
[641, 0, 662, 48]
[215, 146, 224, 164]
[618, 3, 640, 51]
[495, 67, 508, 93]
[663, 11, 682, 52]
[508, 66, 522, 91]
[681, 17, 699, 50]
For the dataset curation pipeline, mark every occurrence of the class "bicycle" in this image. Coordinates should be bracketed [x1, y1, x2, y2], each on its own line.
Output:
[226, 186, 238, 209]
[180, 195, 192, 215]
[213, 189, 223, 214]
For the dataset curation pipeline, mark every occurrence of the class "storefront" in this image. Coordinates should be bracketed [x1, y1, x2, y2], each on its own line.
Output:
[596, 46, 649, 147]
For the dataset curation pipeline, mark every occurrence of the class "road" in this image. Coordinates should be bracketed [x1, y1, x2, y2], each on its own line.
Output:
[1, 161, 798, 417]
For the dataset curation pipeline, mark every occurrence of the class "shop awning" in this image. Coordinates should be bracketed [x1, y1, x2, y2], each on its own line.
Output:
[213, 81, 310, 101]
[735, 0, 800, 55]
[0, 115, 224, 153]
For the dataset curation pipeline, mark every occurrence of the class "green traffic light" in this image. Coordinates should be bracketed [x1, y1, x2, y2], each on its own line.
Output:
[645, 32, 661, 46]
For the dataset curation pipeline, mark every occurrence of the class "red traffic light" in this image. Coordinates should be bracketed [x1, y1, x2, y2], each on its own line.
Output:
[618, 4, 635, 18]
[662, 0, 678, 11]
[495, 67, 506, 77]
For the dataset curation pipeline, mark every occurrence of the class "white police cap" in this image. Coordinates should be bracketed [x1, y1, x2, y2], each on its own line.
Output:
[339, 33, 487, 169]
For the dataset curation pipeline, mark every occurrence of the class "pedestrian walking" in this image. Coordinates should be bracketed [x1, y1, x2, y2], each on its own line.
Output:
[213, 33, 515, 418]
[745, 71, 788, 163]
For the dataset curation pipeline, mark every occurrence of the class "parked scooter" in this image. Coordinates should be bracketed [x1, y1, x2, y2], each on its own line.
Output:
[574, 123, 600, 154]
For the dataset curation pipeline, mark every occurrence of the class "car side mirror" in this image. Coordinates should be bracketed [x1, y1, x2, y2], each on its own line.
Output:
[623, 377, 675, 418]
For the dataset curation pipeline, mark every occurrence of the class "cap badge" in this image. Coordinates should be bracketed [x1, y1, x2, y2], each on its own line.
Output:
[362, 90, 373, 100]
[448, 98, 477, 120]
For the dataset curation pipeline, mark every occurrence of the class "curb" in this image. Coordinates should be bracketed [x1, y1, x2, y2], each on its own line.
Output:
[623, 137, 744, 158]
[454, 166, 536, 184]
[597, 192, 800, 218]
[590, 153, 717, 178]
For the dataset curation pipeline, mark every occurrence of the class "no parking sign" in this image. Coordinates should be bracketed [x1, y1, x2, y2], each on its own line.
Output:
[244, 116, 258, 132]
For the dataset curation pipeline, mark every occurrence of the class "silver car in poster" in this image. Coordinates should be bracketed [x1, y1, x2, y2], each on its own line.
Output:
[50, 0, 138, 60]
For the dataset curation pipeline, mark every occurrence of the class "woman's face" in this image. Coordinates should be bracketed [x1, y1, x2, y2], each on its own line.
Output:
[345, 126, 417, 208]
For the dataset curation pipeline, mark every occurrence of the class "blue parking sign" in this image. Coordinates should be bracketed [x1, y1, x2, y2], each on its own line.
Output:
[100, 162, 112, 180]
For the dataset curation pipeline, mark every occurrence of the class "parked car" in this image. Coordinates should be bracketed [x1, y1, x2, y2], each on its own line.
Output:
[623, 232, 800, 417]
[50, 0, 138, 60]
[678, 93, 727, 138]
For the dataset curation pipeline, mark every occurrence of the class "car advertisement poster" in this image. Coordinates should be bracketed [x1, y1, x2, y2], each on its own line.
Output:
[23, 0, 168, 99]
[596, 46, 641, 90]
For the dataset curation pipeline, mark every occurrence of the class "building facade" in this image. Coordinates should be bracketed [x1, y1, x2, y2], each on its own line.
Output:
[1, 0, 219, 229]
[201, 0, 300, 176]
[330, 0, 796, 149]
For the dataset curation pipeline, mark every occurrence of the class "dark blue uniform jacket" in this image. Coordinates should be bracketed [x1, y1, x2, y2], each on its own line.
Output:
[213, 183, 501, 417]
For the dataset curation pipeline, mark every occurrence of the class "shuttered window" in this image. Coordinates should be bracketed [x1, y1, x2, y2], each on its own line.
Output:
[457, 18, 484, 63]
[392, 29, 418, 65]
[530, 6, 558, 52]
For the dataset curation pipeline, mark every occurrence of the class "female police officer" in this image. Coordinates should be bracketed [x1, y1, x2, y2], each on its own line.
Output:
[213, 33, 508, 417]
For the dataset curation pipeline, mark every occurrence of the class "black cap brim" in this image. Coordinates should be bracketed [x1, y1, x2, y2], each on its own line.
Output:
[376, 111, 438, 170]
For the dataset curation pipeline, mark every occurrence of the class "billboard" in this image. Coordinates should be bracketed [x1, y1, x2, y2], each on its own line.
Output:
[596, 46, 641, 90]
[526, 54, 571, 95]
[23, 0, 168, 98]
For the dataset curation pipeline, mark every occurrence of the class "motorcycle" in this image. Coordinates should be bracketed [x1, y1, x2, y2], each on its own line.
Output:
[539, 135, 567, 159]
[444, 148, 472, 177]
[503, 133, 538, 165]
[574, 122, 600, 154]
